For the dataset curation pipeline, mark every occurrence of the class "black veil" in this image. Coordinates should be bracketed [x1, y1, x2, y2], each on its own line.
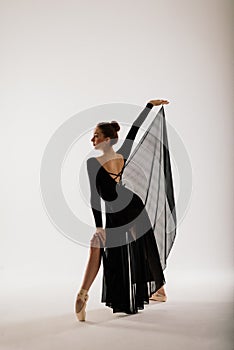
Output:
[120, 106, 177, 270]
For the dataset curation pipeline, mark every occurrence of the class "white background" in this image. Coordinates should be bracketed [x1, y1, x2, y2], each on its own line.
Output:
[0, 0, 233, 345]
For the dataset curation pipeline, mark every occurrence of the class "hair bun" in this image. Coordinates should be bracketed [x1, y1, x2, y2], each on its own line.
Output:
[110, 120, 120, 132]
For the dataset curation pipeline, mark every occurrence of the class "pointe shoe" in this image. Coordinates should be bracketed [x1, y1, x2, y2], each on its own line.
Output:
[75, 288, 89, 321]
[149, 292, 167, 302]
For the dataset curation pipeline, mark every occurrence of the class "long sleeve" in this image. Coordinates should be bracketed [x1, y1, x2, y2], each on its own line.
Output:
[86, 158, 103, 228]
[116, 102, 154, 160]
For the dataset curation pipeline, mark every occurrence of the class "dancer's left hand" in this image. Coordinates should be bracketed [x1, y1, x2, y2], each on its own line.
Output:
[95, 227, 106, 247]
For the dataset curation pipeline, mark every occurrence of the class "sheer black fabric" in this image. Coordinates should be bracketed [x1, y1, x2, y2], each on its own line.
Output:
[86, 103, 176, 314]
[121, 105, 177, 270]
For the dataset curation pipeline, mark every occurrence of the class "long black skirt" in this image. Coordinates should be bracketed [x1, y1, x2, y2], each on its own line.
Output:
[100, 187, 166, 314]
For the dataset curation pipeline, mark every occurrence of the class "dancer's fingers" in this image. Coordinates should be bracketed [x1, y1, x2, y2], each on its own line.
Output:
[90, 233, 101, 248]
[96, 229, 106, 243]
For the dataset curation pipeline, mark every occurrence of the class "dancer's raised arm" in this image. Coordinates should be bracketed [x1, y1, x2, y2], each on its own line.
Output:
[116, 99, 169, 161]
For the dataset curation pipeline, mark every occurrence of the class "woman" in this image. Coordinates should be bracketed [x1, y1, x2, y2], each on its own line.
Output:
[75, 99, 169, 321]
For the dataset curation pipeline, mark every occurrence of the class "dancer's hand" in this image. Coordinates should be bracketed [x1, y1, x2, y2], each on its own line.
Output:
[149, 99, 169, 106]
[95, 227, 106, 246]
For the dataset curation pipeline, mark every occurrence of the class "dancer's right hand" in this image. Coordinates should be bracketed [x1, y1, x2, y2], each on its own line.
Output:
[149, 99, 169, 106]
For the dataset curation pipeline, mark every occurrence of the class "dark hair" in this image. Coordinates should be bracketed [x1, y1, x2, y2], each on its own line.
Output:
[97, 120, 120, 146]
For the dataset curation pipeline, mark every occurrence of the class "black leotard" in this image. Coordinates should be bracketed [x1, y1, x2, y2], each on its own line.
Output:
[87, 102, 154, 228]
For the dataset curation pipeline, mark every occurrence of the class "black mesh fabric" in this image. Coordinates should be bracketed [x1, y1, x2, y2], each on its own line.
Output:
[121, 106, 177, 270]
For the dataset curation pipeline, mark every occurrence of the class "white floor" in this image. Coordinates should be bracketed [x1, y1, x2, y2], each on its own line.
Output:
[1, 270, 233, 350]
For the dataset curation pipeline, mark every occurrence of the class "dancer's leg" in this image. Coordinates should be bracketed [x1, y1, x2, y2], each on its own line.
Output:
[76, 235, 102, 313]
[81, 246, 101, 290]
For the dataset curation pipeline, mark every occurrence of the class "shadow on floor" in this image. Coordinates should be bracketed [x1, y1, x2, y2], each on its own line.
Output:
[0, 301, 233, 350]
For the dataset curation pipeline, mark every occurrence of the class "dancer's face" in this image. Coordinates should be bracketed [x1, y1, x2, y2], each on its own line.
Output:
[91, 127, 110, 150]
